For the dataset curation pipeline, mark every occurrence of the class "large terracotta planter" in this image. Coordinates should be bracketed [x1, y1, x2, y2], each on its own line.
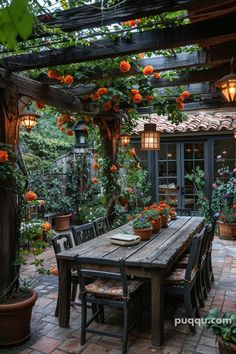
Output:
[55, 214, 71, 231]
[219, 222, 236, 240]
[151, 218, 162, 234]
[161, 215, 169, 228]
[0, 289, 38, 346]
[133, 228, 152, 240]
[218, 335, 236, 354]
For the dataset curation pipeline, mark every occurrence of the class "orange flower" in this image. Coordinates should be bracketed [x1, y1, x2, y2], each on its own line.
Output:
[63, 75, 74, 85]
[97, 87, 108, 96]
[131, 89, 139, 95]
[113, 104, 120, 112]
[91, 92, 100, 101]
[138, 53, 145, 59]
[66, 130, 74, 136]
[119, 61, 131, 73]
[62, 114, 70, 122]
[83, 115, 89, 124]
[142, 65, 154, 75]
[128, 215, 133, 221]
[154, 72, 161, 79]
[91, 177, 98, 184]
[24, 191, 37, 201]
[176, 96, 183, 104]
[110, 164, 118, 173]
[92, 161, 99, 171]
[181, 90, 190, 99]
[42, 222, 51, 232]
[47, 69, 59, 79]
[132, 93, 142, 103]
[50, 266, 58, 276]
[0, 150, 8, 163]
[177, 102, 184, 110]
[60, 126, 65, 132]
[145, 95, 154, 102]
[102, 101, 112, 111]
[34, 101, 45, 109]
[233, 204, 236, 209]
[129, 148, 136, 156]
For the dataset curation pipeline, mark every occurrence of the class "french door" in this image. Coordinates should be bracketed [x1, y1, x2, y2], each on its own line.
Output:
[156, 141, 206, 210]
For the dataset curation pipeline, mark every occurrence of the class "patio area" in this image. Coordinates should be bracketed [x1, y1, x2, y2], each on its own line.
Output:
[1, 234, 235, 354]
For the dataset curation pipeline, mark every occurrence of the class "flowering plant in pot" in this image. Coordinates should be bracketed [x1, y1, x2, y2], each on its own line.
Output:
[204, 309, 236, 354]
[132, 214, 153, 240]
[143, 208, 162, 234]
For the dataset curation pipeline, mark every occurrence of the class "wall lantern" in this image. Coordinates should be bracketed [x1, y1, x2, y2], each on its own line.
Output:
[140, 123, 160, 150]
[119, 134, 130, 146]
[74, 121, 89, 153]
[215, 57, 236, 103]
[19, 110, 40, 132]
[234, 131, 236, 139]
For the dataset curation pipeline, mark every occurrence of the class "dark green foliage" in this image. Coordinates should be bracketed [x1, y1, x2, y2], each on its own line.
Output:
[204, 309, 236, 344]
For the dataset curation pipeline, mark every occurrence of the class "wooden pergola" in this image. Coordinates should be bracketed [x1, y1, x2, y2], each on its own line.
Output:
[0, 0, 235, 316]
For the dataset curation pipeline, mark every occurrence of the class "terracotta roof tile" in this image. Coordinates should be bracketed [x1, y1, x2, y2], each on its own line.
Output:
[134, 111, 236, 134]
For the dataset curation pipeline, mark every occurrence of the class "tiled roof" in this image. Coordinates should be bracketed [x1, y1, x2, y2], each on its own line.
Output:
[134, 111, 236, 134]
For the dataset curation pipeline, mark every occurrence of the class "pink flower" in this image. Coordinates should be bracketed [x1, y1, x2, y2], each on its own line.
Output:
[233, 168, 236, 173]
[233, 179, 236, 184]
[212, 183, 217, 188]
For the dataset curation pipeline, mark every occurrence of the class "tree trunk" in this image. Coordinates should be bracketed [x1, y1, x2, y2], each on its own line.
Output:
[0, 88, 26, 300]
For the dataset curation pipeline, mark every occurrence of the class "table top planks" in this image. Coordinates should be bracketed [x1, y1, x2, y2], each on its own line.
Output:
[57, 216, 204, 269]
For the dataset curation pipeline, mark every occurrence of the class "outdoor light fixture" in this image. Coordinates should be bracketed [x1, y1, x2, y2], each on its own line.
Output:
[140, 123, 160, 150]
[234, 131, 236, 139]
[215, 57, 236, 103]
[74, 121, 89, 153]
[119, 134, 131, 146]
[19, 110, 40, 132]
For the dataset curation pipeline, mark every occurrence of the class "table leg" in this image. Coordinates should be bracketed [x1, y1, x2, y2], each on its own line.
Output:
[58, 259, 71, 327]
[151, 269, 164, 346]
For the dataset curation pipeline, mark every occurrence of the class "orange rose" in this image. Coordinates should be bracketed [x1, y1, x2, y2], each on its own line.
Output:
[154, 72, 161, 79]
[63, 75, 74, 85]
[62, 114, 70, 122]
[102, 101, 112, 111]
[24, 191, 37, 201]
[47, 69, 59, 79]
[131, 89, 139, 95]
[42, 222, 51, 232]
[60, 126, 65, 132]
[91, 93, 100, 101]
[177, 102, 184, 110]
[66, 130, 74, 136]
[133, 93, 142, 103]
[110, 164, 118, 173]
[34, 101, 45, 109]
[0, 150, 9, 163]
[91, 177, 98, 184]
[181, 90, 190, 99]
[119, 61, 131, 73]
[50, 266, 58, 276]
[129, 148, 136, 156]
[138, 53, 145, 59]
[92, 162, 99, 171]
[97, 88, 108, 96]
[145, 95, 154, 102]
[176, 96, 183, 103]
[143, 65, 154, 75]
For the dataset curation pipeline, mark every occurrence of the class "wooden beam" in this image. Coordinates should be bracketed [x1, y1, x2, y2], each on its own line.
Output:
[3, 14, 236, 72]
[0, 68, 81, 112]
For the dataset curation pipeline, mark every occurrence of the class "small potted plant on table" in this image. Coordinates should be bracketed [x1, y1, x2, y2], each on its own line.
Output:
[132, 214, 153, 240]
[144, 208, 162, 234]
[204, 309, 236, 354]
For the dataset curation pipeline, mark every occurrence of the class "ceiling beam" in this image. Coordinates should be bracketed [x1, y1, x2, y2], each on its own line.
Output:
[0, 68, 81, 112]
[3, 14, 236, 72]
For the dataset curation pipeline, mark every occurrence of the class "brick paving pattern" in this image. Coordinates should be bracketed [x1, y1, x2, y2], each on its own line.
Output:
[1, 235, 235, 354]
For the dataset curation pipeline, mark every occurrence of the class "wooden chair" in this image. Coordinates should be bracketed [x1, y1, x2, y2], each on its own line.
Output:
[93, 216, 110, 236]
[165, 230, 204, 334]
[175, 208, 191, 216]
[52, 233, 78, 317]
[74, 256, 144, 354]
[71, 222, 97, 246]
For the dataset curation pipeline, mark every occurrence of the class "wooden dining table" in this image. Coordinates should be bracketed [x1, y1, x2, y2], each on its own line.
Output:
[56, 216, 204, 346]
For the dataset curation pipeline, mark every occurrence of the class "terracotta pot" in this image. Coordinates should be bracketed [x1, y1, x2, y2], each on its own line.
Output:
[218, 335, 236, 354]
[151, 218, 162, 234]
[161, 215, 169, 228]
[55, 214, 71, 231]
[133, 228, 152, 240]
[0, 289, 38, 346]
[219, 222, 236, 240]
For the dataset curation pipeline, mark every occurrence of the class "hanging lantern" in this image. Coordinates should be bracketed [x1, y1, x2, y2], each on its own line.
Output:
[119, 134, 130, 146]
[215, 58, 236, 103]
[140, 123, 160, 150]
[74, 121, 89, 153]
[19, 110, 40, 132]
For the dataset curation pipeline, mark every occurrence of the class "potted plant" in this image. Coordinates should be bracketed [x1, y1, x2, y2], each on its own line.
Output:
[144, 208, 162, 233]
[211, 163, 236, 240]
[132, 214, 153, 240]
[204, 309, 236, 354]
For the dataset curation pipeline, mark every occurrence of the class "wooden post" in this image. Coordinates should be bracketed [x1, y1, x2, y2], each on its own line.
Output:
[0, 88, 28, 300]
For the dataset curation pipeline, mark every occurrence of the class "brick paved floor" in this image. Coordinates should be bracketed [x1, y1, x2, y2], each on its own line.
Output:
[1, 235, 235, 354]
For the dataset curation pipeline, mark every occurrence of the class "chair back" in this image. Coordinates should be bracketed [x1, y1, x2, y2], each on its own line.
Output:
[176, 208, 191, 216]
[93, 216, 110, 236]
[52, 233, 73, 270]
[74, 256, 128, 298]
[71, 222, 97, 246]
[185, 229, 204, 282]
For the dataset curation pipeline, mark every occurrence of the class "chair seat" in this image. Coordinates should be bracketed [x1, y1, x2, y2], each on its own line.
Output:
[175, 254, 189, 267]
[165, 268, 186, 284]
[85, 278, 143, 298]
